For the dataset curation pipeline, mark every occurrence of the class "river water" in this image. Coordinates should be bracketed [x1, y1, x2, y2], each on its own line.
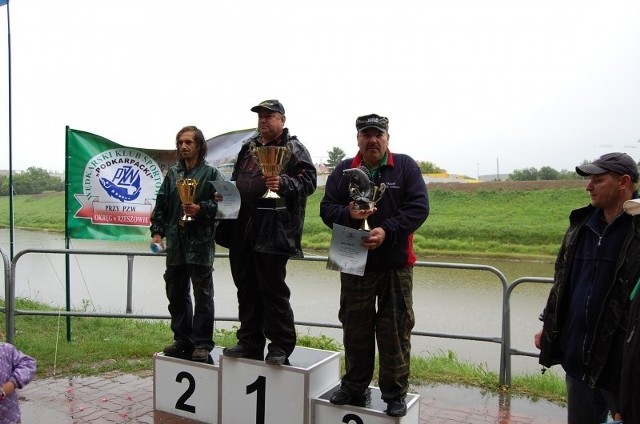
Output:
[1, 228, 558, 377]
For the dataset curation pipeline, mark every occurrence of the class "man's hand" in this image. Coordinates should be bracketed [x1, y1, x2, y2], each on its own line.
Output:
[182, 202, 201, 217]
[361, 227, 386, 250]
[264, 176, 281, 193]
[348, 201, 377, 221]
[534, 328, 543, 349]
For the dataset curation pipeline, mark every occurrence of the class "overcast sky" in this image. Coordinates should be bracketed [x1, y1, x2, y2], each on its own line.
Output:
[1, 0, 639, 178]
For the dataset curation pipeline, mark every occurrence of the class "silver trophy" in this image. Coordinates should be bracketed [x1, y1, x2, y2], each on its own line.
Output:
[344, 166, 386, 231]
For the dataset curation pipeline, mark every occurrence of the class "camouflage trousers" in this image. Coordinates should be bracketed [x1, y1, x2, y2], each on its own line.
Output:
[338, 267, 415, 401]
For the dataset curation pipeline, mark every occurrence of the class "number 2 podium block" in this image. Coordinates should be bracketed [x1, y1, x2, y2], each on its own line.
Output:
[220, 346, 340, 424]
[313, 385, 420, 424]
[153, 347, 222, 423]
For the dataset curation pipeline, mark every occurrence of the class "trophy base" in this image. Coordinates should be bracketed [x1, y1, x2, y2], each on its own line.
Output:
[257, 197, 286, 210]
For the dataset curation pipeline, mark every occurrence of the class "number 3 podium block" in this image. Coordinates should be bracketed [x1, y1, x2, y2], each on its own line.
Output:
[314, 385, 420, 424]
[220, 347, 340, 424]
[153, 347, 222, 423]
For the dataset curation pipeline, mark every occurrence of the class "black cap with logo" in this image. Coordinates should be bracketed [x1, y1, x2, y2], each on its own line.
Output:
[250, 99, 285, 115]
[576, 152, 639, 182]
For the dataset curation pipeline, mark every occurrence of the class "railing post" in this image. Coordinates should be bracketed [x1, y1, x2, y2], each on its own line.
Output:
[1, 246, 14, 344]
[126, 255, 134, 314]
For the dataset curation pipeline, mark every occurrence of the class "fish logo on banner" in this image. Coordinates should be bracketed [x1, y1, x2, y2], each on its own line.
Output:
[74, 148, 164, 226]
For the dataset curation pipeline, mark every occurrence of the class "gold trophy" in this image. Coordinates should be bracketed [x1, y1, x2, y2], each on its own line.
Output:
[176, 178, 199, 222]
[251, 142, 292, 209]
[344, 167, 387, 231]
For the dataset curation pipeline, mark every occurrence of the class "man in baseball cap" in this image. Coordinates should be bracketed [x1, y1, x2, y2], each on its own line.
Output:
[536, 151, 640, 423]
[576, 152, 639, 182]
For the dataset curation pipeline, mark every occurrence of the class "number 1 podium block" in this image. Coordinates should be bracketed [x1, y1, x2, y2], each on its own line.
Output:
[153, 347, 222, 423]
[220, 346, 340, 424]
[313, 385, 420, 424]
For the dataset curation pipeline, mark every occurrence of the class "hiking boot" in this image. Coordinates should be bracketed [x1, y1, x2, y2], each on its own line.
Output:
[265, 349, 289, 366]
[162, 342, 193, 360]
[191, 348, 211, 363]
[222, 344, 263, 360]
[330, 388, 371, 407]
[385, 398, 407, 417]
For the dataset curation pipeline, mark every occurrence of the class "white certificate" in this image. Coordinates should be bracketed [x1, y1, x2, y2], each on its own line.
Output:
[211, 181, 240, 219]
[326, 223, 368, 276]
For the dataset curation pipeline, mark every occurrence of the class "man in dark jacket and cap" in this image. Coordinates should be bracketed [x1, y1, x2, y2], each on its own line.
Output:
[535, 152, 640, 423]
[221, 100, 317, 366]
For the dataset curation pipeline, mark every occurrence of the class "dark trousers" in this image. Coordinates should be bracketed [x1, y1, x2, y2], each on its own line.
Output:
[229, 244, 296, 356]
[339, 267, 414, 401]
[565, 374, 618, 424]
[164, 264, 215, 350]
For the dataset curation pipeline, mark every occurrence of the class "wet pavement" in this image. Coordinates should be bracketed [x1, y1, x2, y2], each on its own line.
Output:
[18, 370, 566, 423]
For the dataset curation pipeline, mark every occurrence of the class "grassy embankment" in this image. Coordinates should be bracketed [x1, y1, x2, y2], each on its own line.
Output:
[0, 183, 587, 260]
[0, 183, 589, 406]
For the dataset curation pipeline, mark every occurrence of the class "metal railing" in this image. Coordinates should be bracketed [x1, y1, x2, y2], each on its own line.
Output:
[1, 246, 552, 386]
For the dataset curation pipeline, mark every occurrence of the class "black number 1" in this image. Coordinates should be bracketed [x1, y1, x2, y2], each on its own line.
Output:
[246, 375, 266, 424]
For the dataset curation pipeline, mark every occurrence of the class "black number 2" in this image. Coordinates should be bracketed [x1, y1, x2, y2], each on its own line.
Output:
[175, 371, 196, 413]
[246, 375, 266, 424]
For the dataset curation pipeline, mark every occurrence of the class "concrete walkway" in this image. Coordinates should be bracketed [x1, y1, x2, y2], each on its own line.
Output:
[18, 371, 566, 423]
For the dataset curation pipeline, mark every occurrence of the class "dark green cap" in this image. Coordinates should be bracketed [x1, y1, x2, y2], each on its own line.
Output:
[356, 114, 389, 132]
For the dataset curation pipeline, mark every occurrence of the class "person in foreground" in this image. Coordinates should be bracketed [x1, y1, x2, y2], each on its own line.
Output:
[150, 125, 225, 363]
[534, 152, 640, 423]
[320, 114, 429, 417]
[0, 331, 37, 424]
[618, 197, 640, 423]
[221, 99, 317, 366]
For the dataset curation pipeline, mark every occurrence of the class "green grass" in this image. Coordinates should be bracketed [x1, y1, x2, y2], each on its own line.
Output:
[1, 298, 567, 406]
[0, 186, 587, 260]
[0, 191, 65, 232]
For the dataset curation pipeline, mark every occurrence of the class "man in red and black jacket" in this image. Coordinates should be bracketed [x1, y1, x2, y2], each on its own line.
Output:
[320, 113, 429, 417]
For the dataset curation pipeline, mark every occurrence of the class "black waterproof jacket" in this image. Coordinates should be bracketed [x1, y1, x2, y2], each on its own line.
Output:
[621, 283, 640, 423]
[222, 128, 316, 258]
[539, 203, 640, 390]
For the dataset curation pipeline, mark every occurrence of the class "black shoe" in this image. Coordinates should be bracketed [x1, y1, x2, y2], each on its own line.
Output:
[385, 398, 407, 417]
[191, 348, 212, 363]
[222, 344, 263, 360]
[329, 388, 371, 407]
[162, 342, 194, 360]
[265, 350, 289, 366]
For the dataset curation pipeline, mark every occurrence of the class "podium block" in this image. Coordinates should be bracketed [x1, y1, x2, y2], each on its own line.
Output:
[153, 347, 222, 423]
[313, 385, 420, 424]
[220, 346, 340, 424]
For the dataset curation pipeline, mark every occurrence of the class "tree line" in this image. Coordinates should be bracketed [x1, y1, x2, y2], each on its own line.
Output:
[325, 146, 584, 180]
[0, 167, 64, 196]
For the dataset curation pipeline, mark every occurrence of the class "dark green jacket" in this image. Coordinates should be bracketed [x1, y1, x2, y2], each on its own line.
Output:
[150, 161, 225, 266]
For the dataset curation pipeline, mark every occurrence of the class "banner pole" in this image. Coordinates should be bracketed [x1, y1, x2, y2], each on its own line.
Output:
[5, 0, 14, 260]
[65, 126, 72, 341]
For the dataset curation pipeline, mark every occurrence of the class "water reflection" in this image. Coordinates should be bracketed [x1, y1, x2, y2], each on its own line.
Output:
[1, 229, 556, 375]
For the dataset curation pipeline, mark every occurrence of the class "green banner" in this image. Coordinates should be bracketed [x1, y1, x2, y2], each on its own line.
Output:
[66, 128, 174, 240]
[65, 127, 256, 241]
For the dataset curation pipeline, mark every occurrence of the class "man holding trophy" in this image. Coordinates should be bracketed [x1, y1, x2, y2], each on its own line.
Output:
[320, 114, 429, 417]
[150, 126, 225, 363]
[221, 99, 317, 366]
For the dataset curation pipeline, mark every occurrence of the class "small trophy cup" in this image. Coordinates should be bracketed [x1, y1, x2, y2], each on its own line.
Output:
[176, 178, 199, 222]
[251, 142, 292, 209]
[344, 167, 386, 231]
